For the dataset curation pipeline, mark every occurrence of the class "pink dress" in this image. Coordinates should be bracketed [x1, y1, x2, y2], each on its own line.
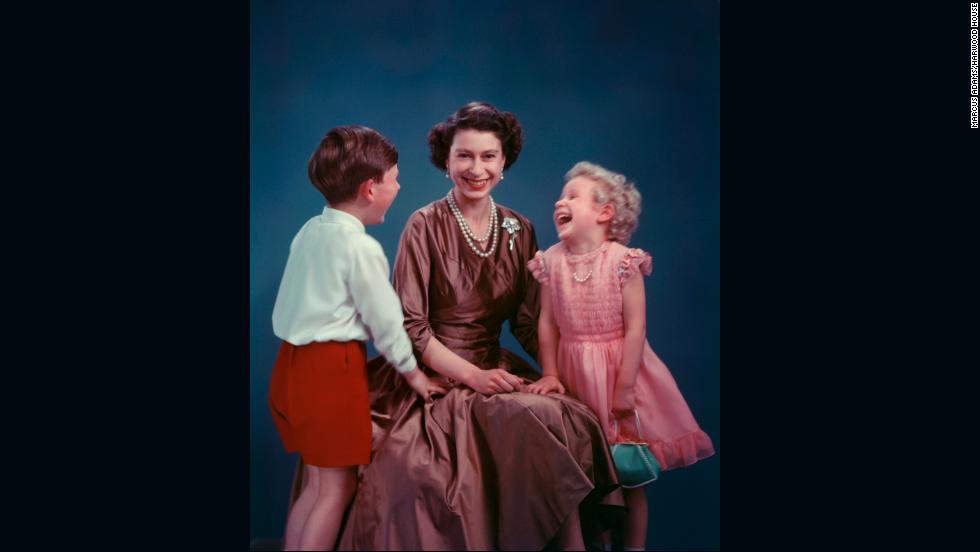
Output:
[528, 240, 715, 472]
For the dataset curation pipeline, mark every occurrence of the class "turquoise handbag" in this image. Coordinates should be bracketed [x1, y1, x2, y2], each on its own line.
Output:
[610, 411, 661, 488]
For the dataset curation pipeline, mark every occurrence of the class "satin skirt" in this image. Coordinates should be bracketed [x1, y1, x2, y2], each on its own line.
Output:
[291, 348, 625, 550]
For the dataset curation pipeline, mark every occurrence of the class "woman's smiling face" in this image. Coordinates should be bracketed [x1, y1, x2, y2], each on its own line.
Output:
[447, 129, 505, 201]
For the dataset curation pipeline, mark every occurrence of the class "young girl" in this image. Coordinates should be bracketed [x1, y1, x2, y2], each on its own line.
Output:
[526, 161, 715, 551]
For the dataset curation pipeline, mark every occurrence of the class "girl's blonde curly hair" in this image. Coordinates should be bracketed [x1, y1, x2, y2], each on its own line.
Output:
[565, 161, 641, 244]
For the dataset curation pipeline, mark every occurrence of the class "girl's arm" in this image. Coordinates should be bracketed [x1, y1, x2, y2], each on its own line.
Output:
[526, 284, 565, 394]
[612, 270, 646, 417]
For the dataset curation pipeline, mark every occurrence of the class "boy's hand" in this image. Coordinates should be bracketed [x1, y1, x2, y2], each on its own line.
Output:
[526, 375, 566, 395]
[402, 368, 449, 402]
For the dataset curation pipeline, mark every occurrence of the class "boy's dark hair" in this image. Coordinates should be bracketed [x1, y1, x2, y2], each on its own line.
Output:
[427, 102, 524, 171]
[308, 125, 398, 205]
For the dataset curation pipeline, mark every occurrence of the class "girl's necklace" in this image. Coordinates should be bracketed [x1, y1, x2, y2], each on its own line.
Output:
[572, 269, 593, 283]
[566, 241, 607, 284]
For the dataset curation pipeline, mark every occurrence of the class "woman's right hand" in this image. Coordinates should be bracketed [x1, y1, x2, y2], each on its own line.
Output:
[464, 368, 524, 395]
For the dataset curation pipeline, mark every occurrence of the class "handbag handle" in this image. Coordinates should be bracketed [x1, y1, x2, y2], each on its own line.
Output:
[611, 409, 645, 441]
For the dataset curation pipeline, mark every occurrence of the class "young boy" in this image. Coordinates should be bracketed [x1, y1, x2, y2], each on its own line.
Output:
[268, 125, 446, 551]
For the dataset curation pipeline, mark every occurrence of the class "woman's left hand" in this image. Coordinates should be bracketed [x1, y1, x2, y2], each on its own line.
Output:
[526, 375, 566, 395]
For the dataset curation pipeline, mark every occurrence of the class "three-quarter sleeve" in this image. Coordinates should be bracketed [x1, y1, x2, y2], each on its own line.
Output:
[508, 218, 540, 362]
[391, 212, 435, 359]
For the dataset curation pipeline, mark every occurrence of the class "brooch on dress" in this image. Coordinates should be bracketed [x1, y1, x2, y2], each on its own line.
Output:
[502, 216, 520, 251]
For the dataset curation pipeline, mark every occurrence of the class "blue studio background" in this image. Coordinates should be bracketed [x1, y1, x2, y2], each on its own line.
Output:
[250, 1, 719, 549]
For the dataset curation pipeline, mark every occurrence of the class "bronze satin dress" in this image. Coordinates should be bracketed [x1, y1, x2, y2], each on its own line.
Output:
[295, 198, 624, 550]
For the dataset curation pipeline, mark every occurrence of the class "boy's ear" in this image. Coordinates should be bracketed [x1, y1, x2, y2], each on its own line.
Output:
[357, 178, 376, 202]
[597, 202, 615, 223]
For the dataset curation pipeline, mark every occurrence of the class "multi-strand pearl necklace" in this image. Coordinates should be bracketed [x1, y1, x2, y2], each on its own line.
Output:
[446, 190, 498, 258]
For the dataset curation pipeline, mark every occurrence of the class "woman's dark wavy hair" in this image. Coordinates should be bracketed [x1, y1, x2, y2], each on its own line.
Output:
[427, 102, 524, 171]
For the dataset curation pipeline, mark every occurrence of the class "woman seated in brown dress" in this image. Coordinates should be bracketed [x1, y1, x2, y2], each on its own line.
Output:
[295, 102, 624, 550]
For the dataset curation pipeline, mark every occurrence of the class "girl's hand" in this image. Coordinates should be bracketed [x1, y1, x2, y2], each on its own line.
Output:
[465, 368, 524, 395]
[526, 375, 566, 395]
[403, 368, 449, 402]
[611, 386, 636, 418]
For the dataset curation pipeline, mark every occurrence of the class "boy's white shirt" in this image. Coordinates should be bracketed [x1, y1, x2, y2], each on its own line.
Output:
[272, 206, 417, 374]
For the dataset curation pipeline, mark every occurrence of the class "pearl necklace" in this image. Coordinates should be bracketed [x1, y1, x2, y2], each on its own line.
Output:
[469, 214, 493, 244]
[565, 241, 607, 284]
[446, 190, 499, 258]
[447, 190, 496, 245]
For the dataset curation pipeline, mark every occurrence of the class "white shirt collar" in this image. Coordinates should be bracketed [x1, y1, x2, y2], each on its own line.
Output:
[321, 206, 365, 233]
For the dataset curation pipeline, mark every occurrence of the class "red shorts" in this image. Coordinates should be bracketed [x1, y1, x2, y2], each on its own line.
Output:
[268, 340, 371, 467]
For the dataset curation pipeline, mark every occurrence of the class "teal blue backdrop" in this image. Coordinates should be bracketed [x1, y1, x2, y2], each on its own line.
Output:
[250, 1, 719, 549]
